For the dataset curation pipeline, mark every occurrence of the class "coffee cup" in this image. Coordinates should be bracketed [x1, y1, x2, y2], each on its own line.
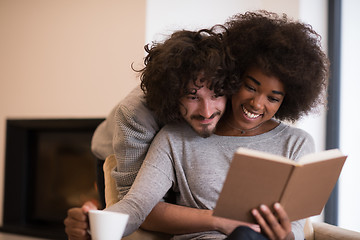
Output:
[88, 210, 129, 240]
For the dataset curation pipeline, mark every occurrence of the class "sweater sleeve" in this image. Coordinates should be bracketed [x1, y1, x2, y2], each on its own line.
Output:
[105, 132, 175, 236]
[105, 161, 173, 236]
[91, 104, 118, 160]
[111, 87, 162, 200]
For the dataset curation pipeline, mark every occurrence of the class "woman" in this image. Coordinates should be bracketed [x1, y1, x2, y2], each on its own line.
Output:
[217, 10, 329, 239]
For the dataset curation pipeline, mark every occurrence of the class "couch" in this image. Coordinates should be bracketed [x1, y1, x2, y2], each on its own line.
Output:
[103, 154, 360, 240]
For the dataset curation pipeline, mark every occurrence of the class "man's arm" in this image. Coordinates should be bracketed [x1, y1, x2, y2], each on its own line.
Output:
[112, 87, 162, 200]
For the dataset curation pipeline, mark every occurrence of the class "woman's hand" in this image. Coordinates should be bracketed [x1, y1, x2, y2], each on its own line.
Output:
[213, 214, 261, 235]
[252, 203, 294, 240]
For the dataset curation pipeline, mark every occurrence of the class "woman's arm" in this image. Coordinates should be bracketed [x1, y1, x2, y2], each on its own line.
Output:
[141, 201, 260, 235]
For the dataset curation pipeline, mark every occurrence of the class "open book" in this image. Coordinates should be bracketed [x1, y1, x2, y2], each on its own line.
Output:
[213, 148, 347, 223]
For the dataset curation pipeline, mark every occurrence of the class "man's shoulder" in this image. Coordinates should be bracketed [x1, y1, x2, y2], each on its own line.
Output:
[103, 87, 148, 121]
[114, 87, 162, 130]
[118, 87, 146, 110]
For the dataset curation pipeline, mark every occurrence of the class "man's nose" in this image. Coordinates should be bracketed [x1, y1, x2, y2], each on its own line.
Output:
[199, 99, 213, 119]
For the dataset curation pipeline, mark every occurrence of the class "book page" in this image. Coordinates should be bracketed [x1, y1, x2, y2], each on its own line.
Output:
[235, 147, 296, 165]
[299, 149, 343, 165]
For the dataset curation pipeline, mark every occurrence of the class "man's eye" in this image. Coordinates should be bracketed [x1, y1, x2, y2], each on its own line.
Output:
[188, 96, 198, 100]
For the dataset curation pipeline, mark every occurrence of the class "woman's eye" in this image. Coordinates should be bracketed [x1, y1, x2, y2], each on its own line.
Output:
[268, 97, 280, 102]
[245, 84, 256, 91]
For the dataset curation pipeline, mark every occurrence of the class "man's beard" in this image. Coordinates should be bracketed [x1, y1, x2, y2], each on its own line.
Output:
[196, 125, 214, 138]
[190, 111, 221, 138]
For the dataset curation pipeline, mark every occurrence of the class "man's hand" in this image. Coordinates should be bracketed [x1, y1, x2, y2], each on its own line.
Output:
[252, 203, 294, 240]
[64, 201, 98, 240]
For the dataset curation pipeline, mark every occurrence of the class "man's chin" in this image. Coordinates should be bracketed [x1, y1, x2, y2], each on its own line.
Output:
[195, 127, 215, 138]
[198, 131, 212, 138]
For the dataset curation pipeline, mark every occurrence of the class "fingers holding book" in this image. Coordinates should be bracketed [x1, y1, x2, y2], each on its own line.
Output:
[252, 203, 294, 240]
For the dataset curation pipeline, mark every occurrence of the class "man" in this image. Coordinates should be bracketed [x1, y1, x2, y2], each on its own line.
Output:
[92, 27, 229, 201]
[65, 27, 246, 240]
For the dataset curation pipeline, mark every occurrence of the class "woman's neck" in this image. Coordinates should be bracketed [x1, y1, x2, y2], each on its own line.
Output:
[215, 115, 279, 137]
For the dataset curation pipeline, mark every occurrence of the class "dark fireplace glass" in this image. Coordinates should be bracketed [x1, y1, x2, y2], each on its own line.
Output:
[2, 119, 104, 239]
[30, 131, 98, 223]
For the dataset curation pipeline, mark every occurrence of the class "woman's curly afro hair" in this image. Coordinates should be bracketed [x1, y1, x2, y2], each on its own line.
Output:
[224, 10, 330, 122]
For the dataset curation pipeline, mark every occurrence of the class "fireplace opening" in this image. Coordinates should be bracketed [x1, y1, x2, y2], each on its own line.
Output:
[1, 118, 104, 239]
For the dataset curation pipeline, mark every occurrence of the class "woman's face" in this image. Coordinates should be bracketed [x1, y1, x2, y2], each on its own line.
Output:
[231, 66, 285, 131]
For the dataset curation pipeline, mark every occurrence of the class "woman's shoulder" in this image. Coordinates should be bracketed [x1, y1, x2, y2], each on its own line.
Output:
[279, 122, 315, 152]
[159, 121, 193, 136]
[278, 122, 313, 139]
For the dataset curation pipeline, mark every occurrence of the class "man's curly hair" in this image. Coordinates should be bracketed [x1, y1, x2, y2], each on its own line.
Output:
[139, 27, 229, 124]
[224, 10, 329, 122]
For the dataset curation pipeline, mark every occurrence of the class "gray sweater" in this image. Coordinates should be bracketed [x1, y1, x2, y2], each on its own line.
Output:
[91, 87, 162, 199]
[107, 121, 313, 239]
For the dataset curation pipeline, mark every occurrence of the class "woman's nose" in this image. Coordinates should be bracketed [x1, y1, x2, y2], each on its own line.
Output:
[250, 95, 264, 110]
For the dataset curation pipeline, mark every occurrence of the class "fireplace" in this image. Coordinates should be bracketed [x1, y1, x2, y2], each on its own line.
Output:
[1, 118, 104, 239]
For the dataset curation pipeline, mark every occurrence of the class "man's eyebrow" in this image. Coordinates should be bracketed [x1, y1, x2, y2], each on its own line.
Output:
[246, 75, 285, 96]
[185, 88, 197, 95]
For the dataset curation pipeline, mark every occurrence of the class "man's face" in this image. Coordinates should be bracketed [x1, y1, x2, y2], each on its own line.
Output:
[179, 78, 226, 138]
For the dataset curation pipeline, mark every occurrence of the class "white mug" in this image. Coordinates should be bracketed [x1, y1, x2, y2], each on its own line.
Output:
[88, 210, 129, 240]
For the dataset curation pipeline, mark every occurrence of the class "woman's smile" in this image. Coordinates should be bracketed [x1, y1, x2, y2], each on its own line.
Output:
[242, 105, 262, 120]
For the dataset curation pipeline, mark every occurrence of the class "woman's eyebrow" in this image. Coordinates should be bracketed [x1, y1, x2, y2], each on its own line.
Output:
[246, 75, 260, 85]
[273, 90, 285, 96]
[246, 75, 285, 96]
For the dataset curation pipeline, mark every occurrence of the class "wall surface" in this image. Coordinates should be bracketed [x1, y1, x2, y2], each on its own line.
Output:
[146, 0, 300, 43]
[0, 0, 146, 225]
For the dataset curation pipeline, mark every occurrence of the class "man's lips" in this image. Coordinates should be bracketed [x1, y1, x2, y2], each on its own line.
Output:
[199, 118, 214, 124]
[191, 112, 221, 124]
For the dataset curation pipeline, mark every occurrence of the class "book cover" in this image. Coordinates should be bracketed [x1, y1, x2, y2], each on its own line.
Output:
[213, 148, 346, 223]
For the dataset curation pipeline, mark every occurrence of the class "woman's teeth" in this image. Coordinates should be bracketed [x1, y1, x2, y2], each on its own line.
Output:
[242, 106, 260, 119]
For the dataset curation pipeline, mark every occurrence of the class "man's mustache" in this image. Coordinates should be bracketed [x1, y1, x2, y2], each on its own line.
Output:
[190, 111, 221, 121]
